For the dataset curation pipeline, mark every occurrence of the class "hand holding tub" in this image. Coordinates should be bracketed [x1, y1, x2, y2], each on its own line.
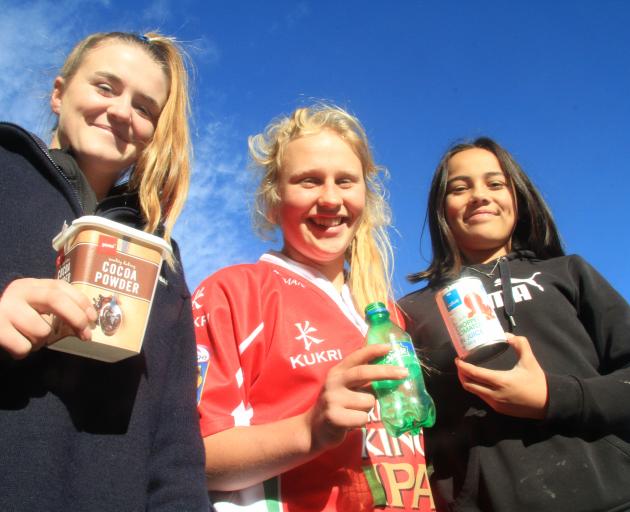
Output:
[0, 278, 96, 358]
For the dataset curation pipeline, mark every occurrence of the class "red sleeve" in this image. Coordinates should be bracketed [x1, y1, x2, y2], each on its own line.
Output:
[389, 301, 406, 330]
[192, 265, 266, 438]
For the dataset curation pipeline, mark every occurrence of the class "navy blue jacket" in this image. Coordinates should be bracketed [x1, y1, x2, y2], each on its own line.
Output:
[0, 122, 209, 511]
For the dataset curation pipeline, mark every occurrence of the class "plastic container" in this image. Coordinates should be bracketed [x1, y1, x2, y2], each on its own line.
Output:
[50, 216, 172, 362]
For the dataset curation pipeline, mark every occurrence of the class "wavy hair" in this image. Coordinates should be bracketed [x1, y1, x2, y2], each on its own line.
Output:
[54, 31, 192, 252]
[248, 104, 393, 312]
[409, 136, 564, 285]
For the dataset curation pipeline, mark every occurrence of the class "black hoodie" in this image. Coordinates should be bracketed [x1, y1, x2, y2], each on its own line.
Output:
[399, 251, 630, 512]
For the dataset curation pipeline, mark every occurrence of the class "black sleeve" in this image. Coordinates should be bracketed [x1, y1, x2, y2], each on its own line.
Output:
[146, 290, 210, 511]
[545, 256, 630, 437]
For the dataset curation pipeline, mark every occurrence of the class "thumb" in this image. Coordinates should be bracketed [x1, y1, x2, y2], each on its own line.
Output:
[508, 335, 533, 364]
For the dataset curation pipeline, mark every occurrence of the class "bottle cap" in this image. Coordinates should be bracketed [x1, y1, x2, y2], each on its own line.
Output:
[364, 301, 389, 317]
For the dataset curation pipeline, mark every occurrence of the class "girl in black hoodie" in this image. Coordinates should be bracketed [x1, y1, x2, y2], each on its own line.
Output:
[399, 137, 630, 512]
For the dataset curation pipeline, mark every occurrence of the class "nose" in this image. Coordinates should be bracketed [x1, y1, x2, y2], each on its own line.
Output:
[107, 96, 132, 124]
[318, 182, 342, 208]
[469, 184, 489, 204]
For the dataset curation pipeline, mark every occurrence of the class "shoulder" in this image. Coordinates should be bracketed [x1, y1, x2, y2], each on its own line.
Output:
[193, 261, 283, 301]
[397, 284, 437, 324]
[197, 261, 272, 287]
[528, 253, 593, 275]
[398, 284, 436, 310]
[0, 122, 46, 160]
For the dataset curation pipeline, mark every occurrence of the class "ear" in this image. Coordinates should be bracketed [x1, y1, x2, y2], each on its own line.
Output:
[50, 77, 65, 114]
[266, 206, 279, 226]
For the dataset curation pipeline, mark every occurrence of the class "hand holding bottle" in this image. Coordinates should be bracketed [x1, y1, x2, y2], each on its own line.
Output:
[365, 302, 436, 436]
[306, 342, 408, 451]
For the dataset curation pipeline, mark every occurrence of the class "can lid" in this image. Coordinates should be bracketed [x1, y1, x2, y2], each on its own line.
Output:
[52, 215, 173, 259]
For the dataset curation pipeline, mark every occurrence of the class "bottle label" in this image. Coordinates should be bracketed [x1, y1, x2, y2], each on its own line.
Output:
[377, 340, 420, 370]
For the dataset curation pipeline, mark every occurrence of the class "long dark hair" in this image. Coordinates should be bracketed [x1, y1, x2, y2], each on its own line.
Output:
[409, 137, 564, 285]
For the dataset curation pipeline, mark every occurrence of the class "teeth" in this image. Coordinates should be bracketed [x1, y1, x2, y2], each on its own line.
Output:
[313, 217, 343, 227]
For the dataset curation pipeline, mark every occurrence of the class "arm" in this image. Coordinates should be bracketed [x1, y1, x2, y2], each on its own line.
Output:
[543, 256, 630, 435]
[0, 277, 96, 358]
[202, 343, 405, 491]
[146, 282, 209, 511]
[455, 257, 630, 435]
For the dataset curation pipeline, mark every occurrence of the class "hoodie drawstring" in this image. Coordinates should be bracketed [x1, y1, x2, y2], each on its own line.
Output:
[498, 257, 517, 329]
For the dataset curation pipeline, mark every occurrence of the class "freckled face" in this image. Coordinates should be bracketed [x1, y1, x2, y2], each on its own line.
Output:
[276, 130, 366, 273]
[50, 40, 168, 188]
[445, 148, 517, 263]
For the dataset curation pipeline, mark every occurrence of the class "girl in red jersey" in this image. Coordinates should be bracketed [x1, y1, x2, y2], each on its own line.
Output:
[194, 104, 435, 511]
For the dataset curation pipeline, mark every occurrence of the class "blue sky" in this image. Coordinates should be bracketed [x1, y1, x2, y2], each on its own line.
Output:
[3, 0, 629, 302]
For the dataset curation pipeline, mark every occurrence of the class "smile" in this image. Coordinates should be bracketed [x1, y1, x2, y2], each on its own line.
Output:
[309, 217, 346, 228]
[465, 210, 496, 221]
[93, 124, 131, 143]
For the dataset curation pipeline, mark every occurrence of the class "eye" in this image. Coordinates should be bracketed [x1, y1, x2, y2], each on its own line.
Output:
[488, 180, 507, 190]
[447, 183, 468, 194]
[134, 104, 152, 120]
[300, 177, 320, 188]
[95, 83, 113, 95]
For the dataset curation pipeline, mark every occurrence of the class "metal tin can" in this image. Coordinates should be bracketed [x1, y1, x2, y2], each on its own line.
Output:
[435, 276, 508, 363]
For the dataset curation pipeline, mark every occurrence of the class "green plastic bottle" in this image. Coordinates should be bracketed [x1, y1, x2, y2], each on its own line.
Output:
[365, 302, 436, 437]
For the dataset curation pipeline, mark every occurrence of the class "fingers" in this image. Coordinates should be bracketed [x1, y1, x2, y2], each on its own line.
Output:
[506, 334, 532, 361]
[28, 280, 96, 324]
[0, 325, 36, 359]
[339, 343, 393, 367]
[27, 279, 96, 340]
[336, 345, 409, 390]
[0, 278, 96, 358]
[319, 388, 376, 428]
[454, 335, 549, 419]
[0, 299, 52, 358]
[455, 358, 501, 389]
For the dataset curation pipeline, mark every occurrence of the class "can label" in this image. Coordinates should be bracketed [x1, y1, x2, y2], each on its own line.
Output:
[50, 225, 164, 362]
[436, 276, 507, 360]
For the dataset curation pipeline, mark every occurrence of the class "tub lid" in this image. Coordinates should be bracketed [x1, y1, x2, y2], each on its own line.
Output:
[52, 215, 173, 259]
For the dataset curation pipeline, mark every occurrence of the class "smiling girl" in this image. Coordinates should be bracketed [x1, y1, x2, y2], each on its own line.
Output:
[0, 32, 208, 510]
[194, 105, 435, 511]
[399, 137, 630, 512]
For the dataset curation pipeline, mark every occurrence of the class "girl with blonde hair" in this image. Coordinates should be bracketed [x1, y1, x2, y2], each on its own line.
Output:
[194, 104, 435, 511]
[0, 31, 208, 510]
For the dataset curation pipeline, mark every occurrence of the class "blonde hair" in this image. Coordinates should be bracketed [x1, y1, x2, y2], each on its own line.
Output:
[55, 31, 191, 250]
[248, 104, 393, 312]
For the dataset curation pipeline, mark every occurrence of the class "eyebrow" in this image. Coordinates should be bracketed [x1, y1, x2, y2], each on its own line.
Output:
[446, 171, 505, 184]
[288, 168, 361, 177]
[94, 71, 161, 112]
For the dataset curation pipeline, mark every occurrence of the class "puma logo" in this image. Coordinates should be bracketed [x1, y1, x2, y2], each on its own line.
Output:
[493, 272, 544, 292]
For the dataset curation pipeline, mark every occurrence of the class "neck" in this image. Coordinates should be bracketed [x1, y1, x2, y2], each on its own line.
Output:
[462, 245, 510, 265]
[281, 248, 346, 292]
[80, 167, 116, 201]
[49, 135, 118, 201]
